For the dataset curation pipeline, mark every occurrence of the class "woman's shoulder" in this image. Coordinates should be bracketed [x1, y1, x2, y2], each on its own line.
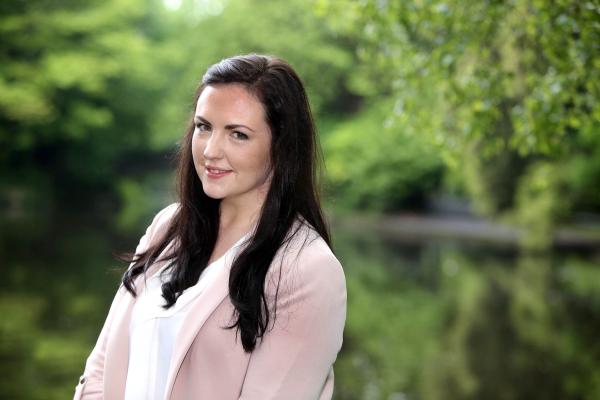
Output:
[141, 202, 180, 248]
[274, 219, 345, 289]
[153, 202, 180, 225]
[264, 219, 346, 313]
[149, 202, 180, 230]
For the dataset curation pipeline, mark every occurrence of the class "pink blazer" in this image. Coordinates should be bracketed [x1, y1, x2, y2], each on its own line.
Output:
[74, 204, 347, 400]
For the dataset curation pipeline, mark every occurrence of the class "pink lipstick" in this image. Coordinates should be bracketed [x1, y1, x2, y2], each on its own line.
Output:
[205, 166, 232, 179]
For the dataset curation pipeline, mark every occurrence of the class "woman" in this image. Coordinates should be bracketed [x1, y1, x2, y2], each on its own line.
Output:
[74, 54, 347, 400]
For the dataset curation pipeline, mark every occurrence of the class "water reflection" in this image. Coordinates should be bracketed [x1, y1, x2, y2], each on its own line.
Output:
[1, 204, 599, 399]
[333, 226, 600, 400]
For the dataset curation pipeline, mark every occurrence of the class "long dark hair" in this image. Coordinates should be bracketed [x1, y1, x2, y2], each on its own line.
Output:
[122, 54, 331, 352]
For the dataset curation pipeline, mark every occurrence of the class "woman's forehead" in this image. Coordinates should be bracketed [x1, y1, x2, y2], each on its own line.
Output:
[195, 84, 269, 133]
[196, 84, 262, 112]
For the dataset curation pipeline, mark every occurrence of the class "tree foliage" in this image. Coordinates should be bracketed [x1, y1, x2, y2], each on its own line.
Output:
[0, 0, 182, 187]
[2, 0, 599, 222]
[324, 100, 444, 211]
[317, 0, 600, 223]
[0, 0, 361, 193]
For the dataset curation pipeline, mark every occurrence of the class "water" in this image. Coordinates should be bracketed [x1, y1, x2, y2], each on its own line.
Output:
[332, 227, 600, 400]
[1, 199, 599, 400]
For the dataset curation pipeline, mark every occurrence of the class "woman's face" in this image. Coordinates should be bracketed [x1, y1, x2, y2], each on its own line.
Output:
[191, 84, 272, 209]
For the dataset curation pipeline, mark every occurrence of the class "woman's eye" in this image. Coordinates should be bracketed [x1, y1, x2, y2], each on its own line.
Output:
[195, 123, 210, 132]
[232, 131, 249, 140]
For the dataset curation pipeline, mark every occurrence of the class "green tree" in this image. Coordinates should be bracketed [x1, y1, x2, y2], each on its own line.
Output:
[0, 0, 183, 192]
[0, 0, 361, 210]
[317, 0, 600, 240]
[323, 100, 444, 211]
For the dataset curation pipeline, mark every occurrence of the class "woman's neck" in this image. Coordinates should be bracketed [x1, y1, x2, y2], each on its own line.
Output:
[218, 199, 262, 235]
[217, 182, 269, 234]
[207, 203, 261, 265]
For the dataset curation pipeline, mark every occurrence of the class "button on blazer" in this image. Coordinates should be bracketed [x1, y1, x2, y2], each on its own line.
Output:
[74, 203, 347, 400]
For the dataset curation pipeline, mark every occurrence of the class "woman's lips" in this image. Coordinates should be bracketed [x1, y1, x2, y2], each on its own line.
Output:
[205, 166, 232, 179]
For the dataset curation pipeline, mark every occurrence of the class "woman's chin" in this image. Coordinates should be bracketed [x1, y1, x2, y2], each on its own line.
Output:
[203, 191, 225, 200]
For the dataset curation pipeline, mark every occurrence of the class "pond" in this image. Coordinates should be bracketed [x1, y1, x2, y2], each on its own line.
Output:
[1, 190, 599, 399]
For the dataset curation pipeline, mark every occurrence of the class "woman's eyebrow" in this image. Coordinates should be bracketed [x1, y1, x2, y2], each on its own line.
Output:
[194, 115, 210, 125]
[194, 115, 256, 133]
[225, 123, 256, 133]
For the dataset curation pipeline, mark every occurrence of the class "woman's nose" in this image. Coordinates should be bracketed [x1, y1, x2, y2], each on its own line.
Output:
[203, 132, 224, 159]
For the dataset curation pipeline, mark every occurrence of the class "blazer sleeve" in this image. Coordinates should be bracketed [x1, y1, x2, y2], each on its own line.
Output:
[239, 238, 347, 400]
[73, 203, 178, 400]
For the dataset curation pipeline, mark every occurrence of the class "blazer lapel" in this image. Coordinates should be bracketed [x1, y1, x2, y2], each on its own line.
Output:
[100, 232, 250, 399]
[103, 249, 173, 398]
[102, 287, 135, 399]
[163, 238, 248, 399]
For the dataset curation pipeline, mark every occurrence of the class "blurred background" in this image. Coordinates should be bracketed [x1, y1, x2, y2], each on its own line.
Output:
[1, 0, 599, 399]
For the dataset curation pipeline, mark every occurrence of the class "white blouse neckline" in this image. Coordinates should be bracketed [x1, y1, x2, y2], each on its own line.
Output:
[124, 229, 252, 400]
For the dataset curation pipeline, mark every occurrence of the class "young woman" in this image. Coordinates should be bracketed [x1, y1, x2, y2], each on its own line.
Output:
[74, 54, 347, 400]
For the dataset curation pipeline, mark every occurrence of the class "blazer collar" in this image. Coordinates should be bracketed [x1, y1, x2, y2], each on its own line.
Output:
[102, 241, 177, 399]
[103, 229, 252, 399]
[162, 263, 230, 397]
[163, 237, 248, 398]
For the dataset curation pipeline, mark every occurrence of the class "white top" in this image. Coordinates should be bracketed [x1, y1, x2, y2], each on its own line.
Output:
[124, 233, 250, 400]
